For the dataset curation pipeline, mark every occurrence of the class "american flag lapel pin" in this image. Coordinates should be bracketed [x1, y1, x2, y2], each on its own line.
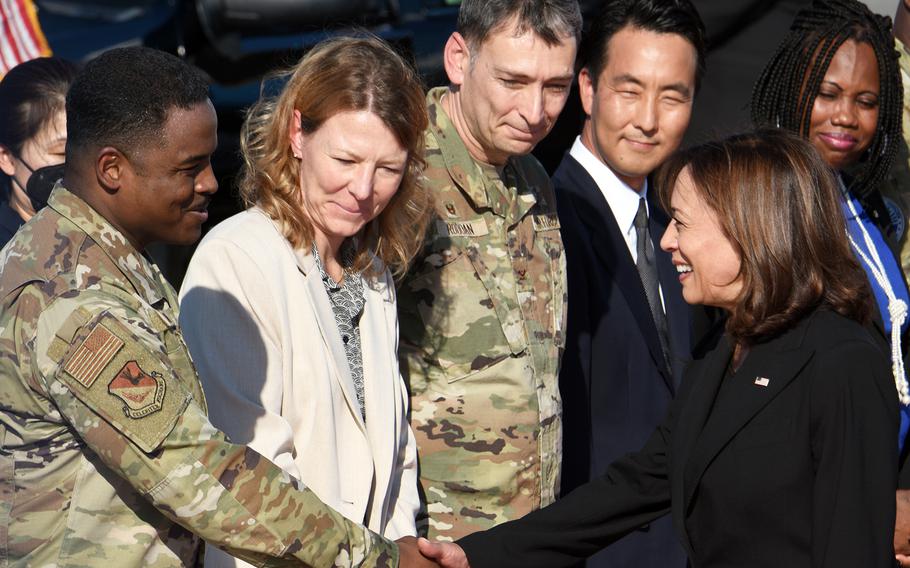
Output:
[754, 376, 770, 387]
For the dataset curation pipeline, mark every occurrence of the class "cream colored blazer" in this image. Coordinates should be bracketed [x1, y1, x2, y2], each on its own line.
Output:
[178, 208, 418, 568]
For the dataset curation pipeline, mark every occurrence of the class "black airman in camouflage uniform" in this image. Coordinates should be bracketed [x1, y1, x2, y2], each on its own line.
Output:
[0, 46, 400, 567]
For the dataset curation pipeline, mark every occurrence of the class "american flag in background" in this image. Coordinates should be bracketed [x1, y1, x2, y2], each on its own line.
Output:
[0, 0, 51, 78]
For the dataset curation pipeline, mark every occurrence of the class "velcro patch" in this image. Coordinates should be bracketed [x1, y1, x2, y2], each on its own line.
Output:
[57, 312, 191, 454]
[532, 213, 560, 231]
[436, 218, 489, 238]
[62, 323, 124, 388]
[108, 361, 166, 418]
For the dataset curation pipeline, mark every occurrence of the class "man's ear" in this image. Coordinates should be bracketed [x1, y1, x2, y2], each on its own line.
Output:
[578, 67, 597, 117]
[96, 147, 130, 193]
[443, 32, 471, 87]
[0, 145, 17, 177]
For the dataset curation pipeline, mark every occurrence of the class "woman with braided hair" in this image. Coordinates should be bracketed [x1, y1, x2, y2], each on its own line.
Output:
[752, 2, 910, 562]
[753, 0, 910, 470]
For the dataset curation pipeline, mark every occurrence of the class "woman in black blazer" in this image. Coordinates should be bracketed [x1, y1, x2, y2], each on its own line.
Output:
[417, 130, 899, 567]
[750, 2, 910, 559]
[750, 0, 910, 464]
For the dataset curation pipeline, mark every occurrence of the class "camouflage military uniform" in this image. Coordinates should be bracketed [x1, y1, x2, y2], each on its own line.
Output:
[398, 88, 567, 541]
[0, 186, 396, 567]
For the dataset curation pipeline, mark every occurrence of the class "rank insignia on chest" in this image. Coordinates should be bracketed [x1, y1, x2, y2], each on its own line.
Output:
[445, 201, 458, 218]
[108, 361, 166, 418]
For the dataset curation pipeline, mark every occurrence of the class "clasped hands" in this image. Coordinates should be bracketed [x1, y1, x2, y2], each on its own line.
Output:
[396, 536, 469, 568]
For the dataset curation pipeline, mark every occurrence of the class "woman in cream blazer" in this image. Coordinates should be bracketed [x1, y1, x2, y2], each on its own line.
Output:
[179, 208, 417, 536]
[178, 37, 431, 567]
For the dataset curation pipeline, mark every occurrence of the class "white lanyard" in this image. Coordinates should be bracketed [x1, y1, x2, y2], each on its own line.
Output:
[844, 192, 910, 405]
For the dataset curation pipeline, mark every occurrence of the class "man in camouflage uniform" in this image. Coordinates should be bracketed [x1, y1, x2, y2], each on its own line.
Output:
[0, 46, 429, 568]
[397, 0, 580, 542]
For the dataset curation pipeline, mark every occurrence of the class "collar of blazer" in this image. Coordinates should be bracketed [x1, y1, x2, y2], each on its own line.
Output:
[670, 313, 816, 524]
[274, 222, 394, 304]
[556, 154, 677, 384]
[250, 208, 397, 433]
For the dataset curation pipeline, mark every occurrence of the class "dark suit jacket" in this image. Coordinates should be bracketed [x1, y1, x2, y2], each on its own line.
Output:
[460, 309, 899, 568]
[554, 153, 694, 566]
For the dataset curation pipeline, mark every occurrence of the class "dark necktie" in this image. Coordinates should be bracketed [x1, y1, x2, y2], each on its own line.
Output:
[634, 197, 671, 369]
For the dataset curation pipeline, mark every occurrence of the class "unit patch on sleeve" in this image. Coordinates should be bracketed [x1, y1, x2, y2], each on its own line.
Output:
[55, 311, 193, 453]
[108, 361, 166, 419]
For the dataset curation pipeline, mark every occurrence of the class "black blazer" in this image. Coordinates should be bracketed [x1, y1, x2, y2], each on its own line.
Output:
[554, 153, 695, 565]
[461, 309, 898, 568]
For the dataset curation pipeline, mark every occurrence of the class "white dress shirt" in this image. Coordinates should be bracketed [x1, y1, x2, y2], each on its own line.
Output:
[569, 136, 666, 310]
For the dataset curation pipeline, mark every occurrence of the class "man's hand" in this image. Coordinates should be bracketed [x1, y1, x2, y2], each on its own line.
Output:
[397, 536, 441, 568]
[417, 537, 470, 568]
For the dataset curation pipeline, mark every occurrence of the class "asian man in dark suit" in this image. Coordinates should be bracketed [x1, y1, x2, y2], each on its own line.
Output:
[554, 2, 707, 566]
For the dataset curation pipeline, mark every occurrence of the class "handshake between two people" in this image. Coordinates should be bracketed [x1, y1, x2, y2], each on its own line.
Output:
[396, 536, 470, 568]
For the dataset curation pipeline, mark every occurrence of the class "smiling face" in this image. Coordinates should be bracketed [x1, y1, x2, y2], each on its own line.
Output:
[0, 109, 67, 219]
[290, 109, 408, 254]
[807, 39, 880, 171]
[114, 100, 219, 250]
[444, 19, 577, 165]
[660, 167, 742, 310]
[580, 26, 696, 190]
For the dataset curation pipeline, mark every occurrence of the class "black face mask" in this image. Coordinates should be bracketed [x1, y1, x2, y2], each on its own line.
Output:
[23, 163, 64, 210]
[10, 157, 63, 211]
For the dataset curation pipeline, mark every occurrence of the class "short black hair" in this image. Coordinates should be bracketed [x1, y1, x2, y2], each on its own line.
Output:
[0, 57, 78, 156]
[750, 0, 900, 198]
[66, 46, 210, 159]
[457, 0, 582, 48]
[579, 0, 706, 90]
[0, 56, 78, 198]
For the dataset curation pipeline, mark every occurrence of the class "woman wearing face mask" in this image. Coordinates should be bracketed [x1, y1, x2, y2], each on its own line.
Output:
[178, 36, 431, 568]
[0, 57, 78, 248]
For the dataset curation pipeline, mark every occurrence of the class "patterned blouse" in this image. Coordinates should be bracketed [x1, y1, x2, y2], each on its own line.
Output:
[312, 243, 367, 421]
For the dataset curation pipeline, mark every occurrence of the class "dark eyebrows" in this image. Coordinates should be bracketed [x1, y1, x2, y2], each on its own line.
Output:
[670, 206, 690, 220]
[819, 80, 844, 91]
[610, 73, 692, 98]
[491, 65, 574, 84]
[176, 153, 211, 168]
[610, 73, 643, 87]
[664, 83, 693, 98]
[819, 80, 879, 97]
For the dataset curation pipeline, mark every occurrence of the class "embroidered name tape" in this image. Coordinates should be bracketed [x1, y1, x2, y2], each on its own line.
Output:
[436, 218, 489, 237]
[63, 323, 124, 388]
[533, 213, 561, 231]
[754, 376, 770, 387]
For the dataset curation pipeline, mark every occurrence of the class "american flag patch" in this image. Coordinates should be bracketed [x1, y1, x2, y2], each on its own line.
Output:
[64, 324, 124, 388]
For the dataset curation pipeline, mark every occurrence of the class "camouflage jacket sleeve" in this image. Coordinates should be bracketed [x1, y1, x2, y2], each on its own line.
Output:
[27, 287, 397, 568]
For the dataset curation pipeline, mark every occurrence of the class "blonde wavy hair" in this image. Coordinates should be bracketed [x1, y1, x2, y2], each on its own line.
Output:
[238, 35, 430, 278]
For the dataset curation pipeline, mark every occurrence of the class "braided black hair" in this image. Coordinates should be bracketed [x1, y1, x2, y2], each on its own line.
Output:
[750, 0, 901, 198]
